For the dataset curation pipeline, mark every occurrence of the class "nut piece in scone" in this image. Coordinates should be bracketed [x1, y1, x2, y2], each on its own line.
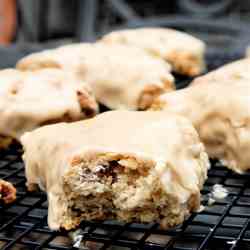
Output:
[191, 58, 250, 86]
[100, 28, 206, 76]
[0, 68, 98, 146]
[21, 110, 209, 230]
[152, 79, 250, 173]
[17, 43, 174, 110]
[0, 179, 16, 204]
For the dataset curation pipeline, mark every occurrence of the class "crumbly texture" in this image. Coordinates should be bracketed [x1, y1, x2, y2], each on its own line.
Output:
[100, 28, 206, 76]
[16, 43, 174, 110]
[152, 79, 250, 173]
[0, 179, 16, 204]
[21, 111, 209, 230]
[191, 58, 250, 86]
[0, 68, 98, 143]
[63, 155, 188, 230]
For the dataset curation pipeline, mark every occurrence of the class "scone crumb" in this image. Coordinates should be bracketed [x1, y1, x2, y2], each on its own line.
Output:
[0, 179, 16, 204]
[208, 197, 215, 206]
[212, 184, 228, 200]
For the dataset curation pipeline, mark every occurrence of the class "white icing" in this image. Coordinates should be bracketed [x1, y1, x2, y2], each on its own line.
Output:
[212, 184, 228, 200]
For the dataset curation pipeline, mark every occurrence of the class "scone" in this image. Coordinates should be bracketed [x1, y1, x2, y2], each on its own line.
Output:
[152, 79, 250, 173]
[21, 111, 209, 230]
[100, 28, 206, 76]
[0, 68, 98, 148]
[191, 58, 250, 85]
[0, 179, 16, 204]
[16, 43, 174, 110]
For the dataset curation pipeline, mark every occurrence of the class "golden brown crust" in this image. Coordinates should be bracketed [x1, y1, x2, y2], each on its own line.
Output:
[167, 50, 205, 77]
[0, 179, 16, 204]
[138, 75, 175, 110]
[138, 85, 168, 110]
[17, 58, 61, 71]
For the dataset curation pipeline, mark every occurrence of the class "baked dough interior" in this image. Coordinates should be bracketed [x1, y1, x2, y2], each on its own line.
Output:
[63, 153, 188, 229]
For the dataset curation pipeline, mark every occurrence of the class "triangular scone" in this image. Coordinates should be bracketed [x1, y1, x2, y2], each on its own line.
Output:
[100, 28, 206, 76]
[21, 111, 209, 230]
[0, 68, 98, 148]
[152, 79, 250, 173]
[192, 58, 250, 86]
[17, 43, 174, 110]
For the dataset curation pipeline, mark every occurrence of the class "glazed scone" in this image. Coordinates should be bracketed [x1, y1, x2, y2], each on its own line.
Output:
[21, 111, 209, 230]
[152, 79, 250, 173]
[17, 43, 174, 110]
[100, 28, 206, 76]
[0, 68, 98, 147]
[0, 179, 16, 204]
[191, 58, 250, 86]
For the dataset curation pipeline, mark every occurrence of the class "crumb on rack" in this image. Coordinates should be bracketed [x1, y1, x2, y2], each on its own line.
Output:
[212, 184, 228, 200]
[0, 179, 16, 204]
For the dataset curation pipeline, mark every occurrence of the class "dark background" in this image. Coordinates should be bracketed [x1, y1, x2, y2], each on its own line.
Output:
[1, 0, 250, 68]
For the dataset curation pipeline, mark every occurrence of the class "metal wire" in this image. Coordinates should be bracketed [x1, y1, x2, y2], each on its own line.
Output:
[76, 0, 248, 57]
[0, 55, 250, 250]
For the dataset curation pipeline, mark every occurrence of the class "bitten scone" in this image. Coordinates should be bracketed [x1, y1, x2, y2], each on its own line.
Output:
[21, 111, 209, 230]
[100, 28, 206, 76]
[0, 179, 16, 204]
[191, 58, 250, 85]
[17, 43, 174, 110]
[152, 80, 250, 173]
[0, 68, 98, 148]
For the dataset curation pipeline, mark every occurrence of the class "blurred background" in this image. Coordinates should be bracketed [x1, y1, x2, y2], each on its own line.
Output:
[1, 0, 250, 68]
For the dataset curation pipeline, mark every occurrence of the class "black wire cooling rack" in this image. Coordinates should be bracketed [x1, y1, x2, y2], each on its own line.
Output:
[1, 53, 250, 250]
